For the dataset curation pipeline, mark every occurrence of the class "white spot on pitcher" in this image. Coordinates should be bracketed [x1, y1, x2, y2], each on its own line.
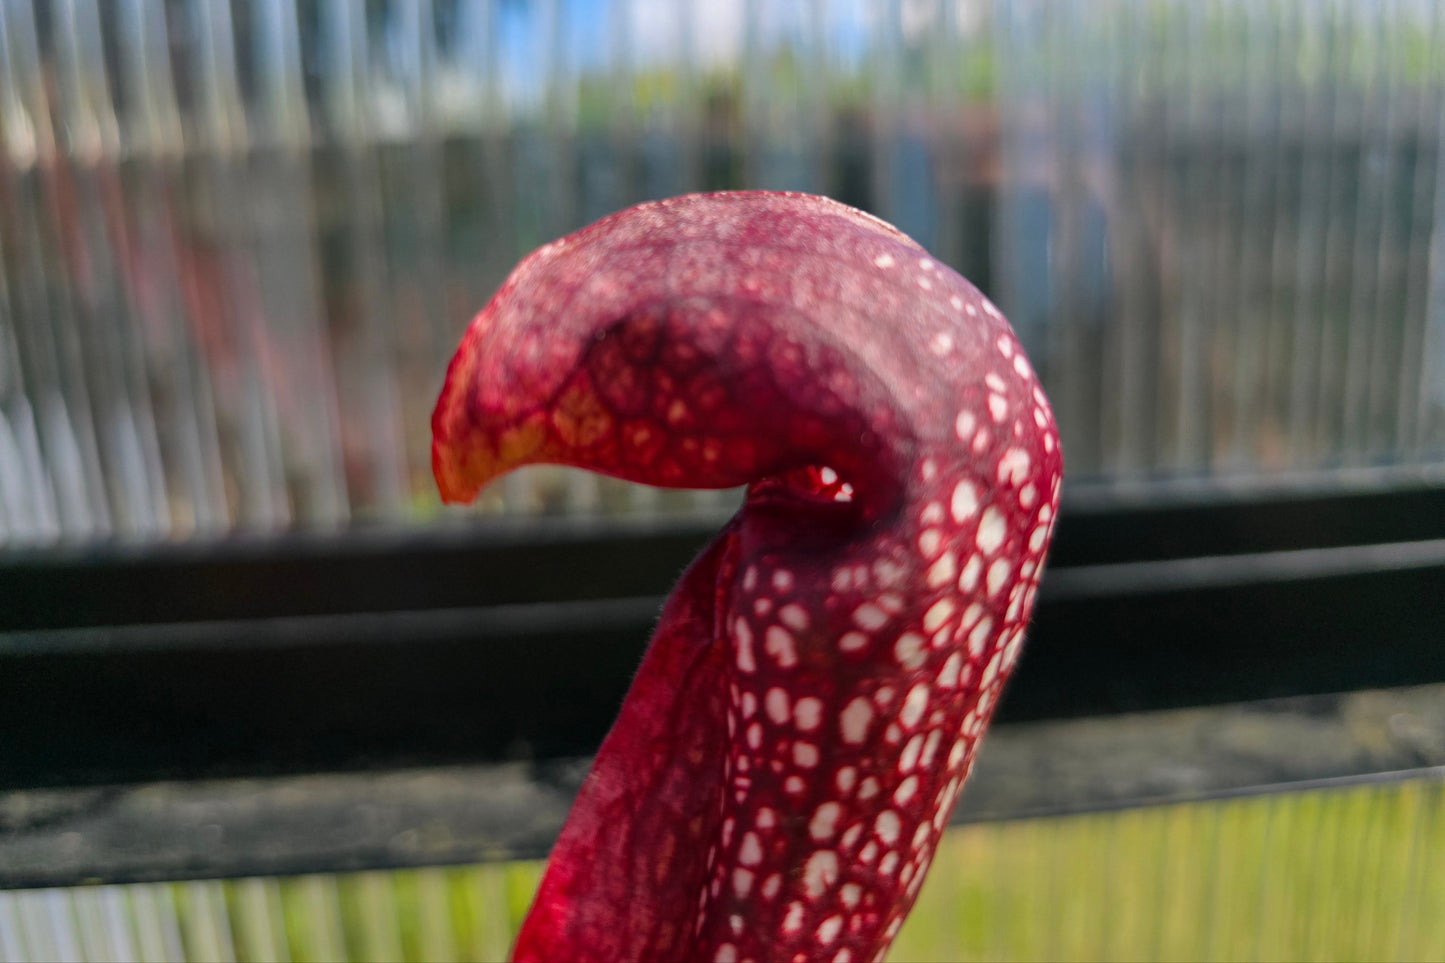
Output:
[894, 632, 927, 671]
[765, 625, 799, 668]
[951, 479, 980, 522]
[976, 507, 1007, 554]
[803, 851, 839, 898]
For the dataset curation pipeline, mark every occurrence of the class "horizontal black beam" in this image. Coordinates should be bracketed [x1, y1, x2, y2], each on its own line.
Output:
[1050, 471, 1445, 566]
[0, 515, 730, 633]
[1, 480, 1443, 791]
[4, 475, 1444, 634]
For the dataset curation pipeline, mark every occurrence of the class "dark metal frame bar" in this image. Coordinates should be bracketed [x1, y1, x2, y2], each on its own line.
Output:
[2, 478, 1443, 793]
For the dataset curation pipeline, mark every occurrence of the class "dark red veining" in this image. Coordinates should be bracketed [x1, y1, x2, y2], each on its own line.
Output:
[432, 191, 1062, 963]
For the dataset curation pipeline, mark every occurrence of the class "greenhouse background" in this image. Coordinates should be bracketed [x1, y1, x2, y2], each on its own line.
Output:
[1, 2, 1444, 962]
[2, 0, 1442, 545]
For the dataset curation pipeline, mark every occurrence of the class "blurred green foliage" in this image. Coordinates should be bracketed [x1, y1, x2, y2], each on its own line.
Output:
[8, 777, 1439, 962]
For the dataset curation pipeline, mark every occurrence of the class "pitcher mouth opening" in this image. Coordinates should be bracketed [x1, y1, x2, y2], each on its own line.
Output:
[746, 463, 859, 515]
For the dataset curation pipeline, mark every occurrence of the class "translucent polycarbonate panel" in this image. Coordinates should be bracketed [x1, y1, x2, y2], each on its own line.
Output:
[992, 0, 1445, 479]
[1, 0, 1442, 546]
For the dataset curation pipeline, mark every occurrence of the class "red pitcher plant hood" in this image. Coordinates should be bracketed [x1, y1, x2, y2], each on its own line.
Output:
[432, 191, 1062, 963]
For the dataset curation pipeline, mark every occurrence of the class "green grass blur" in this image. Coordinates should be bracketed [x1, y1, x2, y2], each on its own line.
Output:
[14, 777, 1441, 962]
[892, 777, 1444, 962]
